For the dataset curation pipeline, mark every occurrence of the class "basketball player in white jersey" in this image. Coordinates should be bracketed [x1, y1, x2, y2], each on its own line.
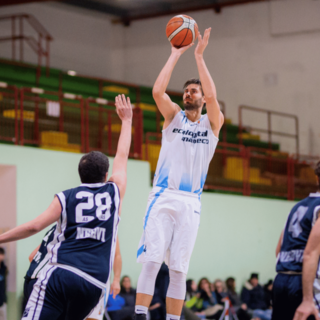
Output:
[134, 28, 224, 320]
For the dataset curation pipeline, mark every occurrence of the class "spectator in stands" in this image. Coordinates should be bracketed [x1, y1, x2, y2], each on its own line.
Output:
[212, 279, 227, 305]
[0, 248, 7, 320]
[263, 280, 273, 310]
[198, 278, 216, 310]
[226, 277, 251, 320]
[184, 279, 202, 320]
[118, 276, 136, 320]
[241, 273, 271, 320]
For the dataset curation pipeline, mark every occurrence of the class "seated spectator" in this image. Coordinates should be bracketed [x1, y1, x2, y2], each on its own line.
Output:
[241, 273, 272, 320]
[212, 279, 227, 306]
[263, 280, 273, 310]
[184, 279, 202, 320]
[120, 276, 136, 306]
[226, 277, 251, 320]
[118, 276, 136, 320]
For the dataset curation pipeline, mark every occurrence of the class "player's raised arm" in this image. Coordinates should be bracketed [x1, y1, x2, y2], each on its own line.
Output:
[0, 197, 61, 244]
[293, 218, 320, 320]
[109, 94, 133, 202]
[195, 28, 224, 137]
[152, 44, 193, 125]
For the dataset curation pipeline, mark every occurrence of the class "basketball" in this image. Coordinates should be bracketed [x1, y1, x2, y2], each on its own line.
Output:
[166, 15, 198, 48]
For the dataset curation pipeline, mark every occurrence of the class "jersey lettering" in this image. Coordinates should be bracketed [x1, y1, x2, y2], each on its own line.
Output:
[76, 227, 106, 242]
[75, 191, 112, 223]
[76, 191, 95, 223]
[279, 249, 304, 263]
[288, 206, 309, 238]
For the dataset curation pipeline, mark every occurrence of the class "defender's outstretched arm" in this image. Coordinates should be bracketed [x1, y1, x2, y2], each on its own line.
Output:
[153, 44, 193, 125]
[109, 94, 133, 205]
[293, 218, 320, 320]
[0, 197, 61, 244]
[195, 28, 224, 137]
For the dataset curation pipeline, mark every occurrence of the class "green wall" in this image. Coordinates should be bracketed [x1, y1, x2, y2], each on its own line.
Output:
[0, 144, 295, 319]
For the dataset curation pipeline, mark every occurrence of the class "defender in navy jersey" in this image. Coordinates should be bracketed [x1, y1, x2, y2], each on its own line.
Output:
[0, 94, 133, 320]
[293, 162, 320, 320]
[272, 161, 320, 320]
[22, 225, 56, 313]
[135, 28, 224, 320]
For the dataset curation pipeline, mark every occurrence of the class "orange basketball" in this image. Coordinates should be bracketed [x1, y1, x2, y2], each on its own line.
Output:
[166, 15, 198, 48]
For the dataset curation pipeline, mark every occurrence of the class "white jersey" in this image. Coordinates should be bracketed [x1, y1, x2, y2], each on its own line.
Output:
[153, 110, 218, 195]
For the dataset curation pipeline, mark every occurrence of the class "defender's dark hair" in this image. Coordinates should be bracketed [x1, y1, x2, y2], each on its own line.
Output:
[0, 248, 5, 255]
[183, 78, 204, 95]
[78, 151, 109, 183]
[315, 161, 320, 189]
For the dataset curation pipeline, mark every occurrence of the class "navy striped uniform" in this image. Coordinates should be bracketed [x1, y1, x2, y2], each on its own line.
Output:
[272, 193, 320, 320]
[22, 225, 56, 313]
[22, 182, 120, 320]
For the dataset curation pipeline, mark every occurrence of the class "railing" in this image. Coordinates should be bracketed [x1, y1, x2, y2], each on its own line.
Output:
[239, 105, 299, 155]
[20, 88, 85, 152]
[0, 82, 19, 144]
[144, 134, 318, 200]
[0, 14, 53, 80]
[85, 98, 143, 158]
[0, 86, 143, 158]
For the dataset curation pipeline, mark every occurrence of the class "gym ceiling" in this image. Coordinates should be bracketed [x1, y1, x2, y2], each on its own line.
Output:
[0, 0, 268, 25]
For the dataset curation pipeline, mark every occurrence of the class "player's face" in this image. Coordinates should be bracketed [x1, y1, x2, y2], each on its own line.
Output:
[183, 84, 205, 111]
[0, 254, 4, 263]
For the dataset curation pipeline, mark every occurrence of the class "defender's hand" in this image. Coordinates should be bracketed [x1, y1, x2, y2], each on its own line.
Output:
[110, 280, 121, 299]
[171, 42, 194, 56]
[293, 301, 320, 320]
[195, 28, 211, 56]
[115, 94, 133, 122]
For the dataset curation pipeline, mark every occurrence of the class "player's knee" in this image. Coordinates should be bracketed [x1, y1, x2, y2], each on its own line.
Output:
[136, 261, 161, 295]
[167, 269, 186, 300]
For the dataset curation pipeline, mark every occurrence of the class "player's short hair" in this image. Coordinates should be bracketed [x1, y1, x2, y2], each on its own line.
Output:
[78, 151, 109, 184]
[315, 161, 320, 189]
[183, 78, 204, 95]
[0, 248, 5, 255]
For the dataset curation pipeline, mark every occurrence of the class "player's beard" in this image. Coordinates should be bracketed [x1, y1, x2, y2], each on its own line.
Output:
[183, 98, 203, 111]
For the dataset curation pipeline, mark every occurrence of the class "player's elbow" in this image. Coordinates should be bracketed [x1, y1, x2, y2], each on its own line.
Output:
[27, 222, 42, 234]
[152, 88, 163, 99]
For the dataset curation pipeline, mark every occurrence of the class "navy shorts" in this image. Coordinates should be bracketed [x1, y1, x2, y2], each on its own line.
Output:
[22, 266, 103, 320]
[272, 273, 315, 320]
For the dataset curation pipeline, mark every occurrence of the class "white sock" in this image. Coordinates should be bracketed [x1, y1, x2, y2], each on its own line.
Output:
[167, 313, 180, 320]
[135, 305, 148, 315]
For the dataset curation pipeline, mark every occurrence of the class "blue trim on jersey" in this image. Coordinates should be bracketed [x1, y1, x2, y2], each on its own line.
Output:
[155, 163, 170, 188]
[137, 187, 165, 258]
[179, 173, 192, 192]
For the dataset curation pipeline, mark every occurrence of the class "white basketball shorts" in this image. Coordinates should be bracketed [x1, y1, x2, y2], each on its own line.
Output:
[137, 187, 201, 275]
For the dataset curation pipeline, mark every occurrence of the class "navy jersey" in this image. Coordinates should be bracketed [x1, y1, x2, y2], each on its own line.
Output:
[25, 225, 56, 279]
[47, 182, 120, 288]
[276, 193, 320, 273]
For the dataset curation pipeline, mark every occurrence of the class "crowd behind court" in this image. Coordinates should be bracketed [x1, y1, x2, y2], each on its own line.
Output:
[106, 264, 273, 320]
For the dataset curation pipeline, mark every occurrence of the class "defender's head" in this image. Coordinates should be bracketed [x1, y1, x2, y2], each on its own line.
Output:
[78, 151, 109, 184]
[183, 78, 206, 112]
[315, 161, 320, 191]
